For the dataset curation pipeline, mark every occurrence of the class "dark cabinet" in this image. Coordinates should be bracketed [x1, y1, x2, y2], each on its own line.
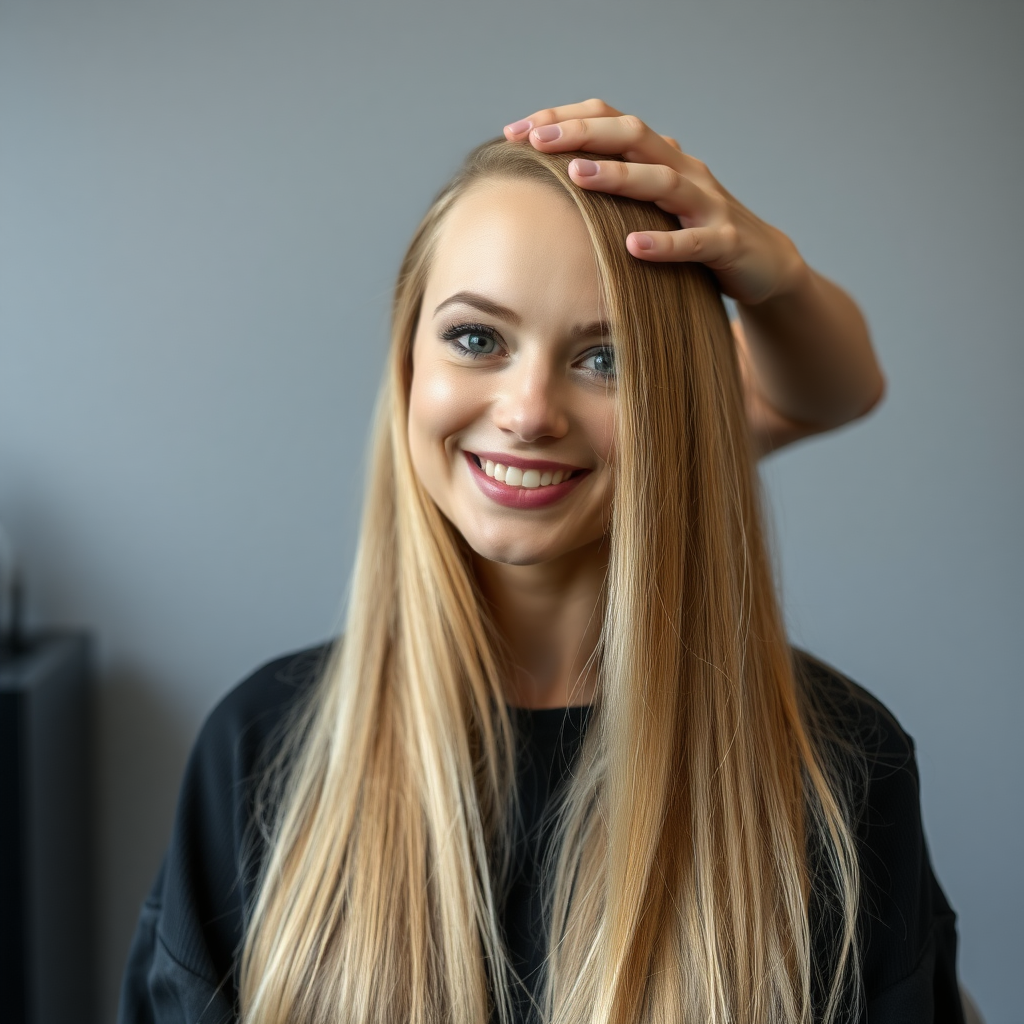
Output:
[1, 634, 95, 1024]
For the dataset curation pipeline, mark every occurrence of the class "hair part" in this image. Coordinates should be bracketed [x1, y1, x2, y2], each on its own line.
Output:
[238, 139, 860, 1024]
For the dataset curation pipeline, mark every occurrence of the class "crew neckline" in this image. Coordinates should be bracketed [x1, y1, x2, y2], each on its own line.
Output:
[508, 703, 593, 746]
[507, 702, 592, 713]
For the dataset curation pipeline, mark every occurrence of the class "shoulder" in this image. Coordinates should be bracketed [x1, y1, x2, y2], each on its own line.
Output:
[792, 646, 915, 772]
[120, 642, 333, 1018]
[791, 647, 923, 873]
[173, 640, 334, 921]
[191, 642, 332, 781]
[171, 640, 333, 918]
[201, 642, 333, 747]
[793, 649, 964, 1019]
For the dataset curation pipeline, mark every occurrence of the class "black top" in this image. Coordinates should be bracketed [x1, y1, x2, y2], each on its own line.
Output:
[118, 645, 966, 1023]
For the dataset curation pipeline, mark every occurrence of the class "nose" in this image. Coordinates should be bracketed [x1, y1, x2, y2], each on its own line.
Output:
[491, 355, 569, 442]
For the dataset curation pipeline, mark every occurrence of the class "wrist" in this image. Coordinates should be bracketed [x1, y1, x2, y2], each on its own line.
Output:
[740, 233, 810, 308]
[767, 232, 811, 303]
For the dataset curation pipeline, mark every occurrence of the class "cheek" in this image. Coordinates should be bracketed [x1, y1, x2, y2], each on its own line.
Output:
[409, 369, 462, 443]
[407, 352, 485, 481]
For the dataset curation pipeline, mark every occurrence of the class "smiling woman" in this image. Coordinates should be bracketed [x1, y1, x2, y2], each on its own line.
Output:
[409, 177, 615, 566]
[120, 107, 964, 1024]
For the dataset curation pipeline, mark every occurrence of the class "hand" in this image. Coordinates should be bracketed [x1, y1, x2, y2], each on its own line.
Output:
[503, 99, 806, 308]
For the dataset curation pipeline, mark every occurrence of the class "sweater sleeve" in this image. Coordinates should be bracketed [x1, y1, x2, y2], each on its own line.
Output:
[859, 796, 965, 1022]
[119, 854, 235, 1024]
[857, 729, 965, 1024]
[797, 651, 966, 1024]
[117, 645, 329, 1024]
[862, 862, 964, 1023]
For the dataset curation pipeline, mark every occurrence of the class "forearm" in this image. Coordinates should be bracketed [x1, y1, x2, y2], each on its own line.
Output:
[501, 102, 886, 441]
[736, 261, 885, 431]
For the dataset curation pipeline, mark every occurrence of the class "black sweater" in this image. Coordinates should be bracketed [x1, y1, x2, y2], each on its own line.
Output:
[119, 645, 966, 1023]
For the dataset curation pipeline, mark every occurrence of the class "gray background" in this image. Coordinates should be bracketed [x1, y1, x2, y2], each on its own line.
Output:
[1, 0, 1020, 1020]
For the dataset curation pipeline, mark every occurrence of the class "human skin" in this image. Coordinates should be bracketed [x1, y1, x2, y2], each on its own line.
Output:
[409, 102, 886, 709]
[408, 177, 613, 707]
[504, 99, 886, 455]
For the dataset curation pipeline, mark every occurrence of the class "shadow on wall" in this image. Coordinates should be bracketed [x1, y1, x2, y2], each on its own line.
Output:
[96, 661, 194, 1020]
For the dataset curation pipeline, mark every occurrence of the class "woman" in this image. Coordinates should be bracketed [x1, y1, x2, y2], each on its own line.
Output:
[120, 101, 963, 1023]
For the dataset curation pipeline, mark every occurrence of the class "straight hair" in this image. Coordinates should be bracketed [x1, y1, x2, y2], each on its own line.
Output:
[238, 139, 860, 1024]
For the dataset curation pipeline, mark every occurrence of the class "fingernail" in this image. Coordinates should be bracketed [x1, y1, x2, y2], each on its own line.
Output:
[533, 125, 561, 143]
[634, 234, 655, 251]
[504, 119, 532, 135]
[571, 158, 600, 177]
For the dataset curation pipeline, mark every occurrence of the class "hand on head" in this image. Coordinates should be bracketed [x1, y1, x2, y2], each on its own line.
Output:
[503, 98, 804, 307]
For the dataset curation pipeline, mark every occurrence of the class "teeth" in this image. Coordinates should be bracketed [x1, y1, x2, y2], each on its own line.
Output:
[480, 460, 576, 489]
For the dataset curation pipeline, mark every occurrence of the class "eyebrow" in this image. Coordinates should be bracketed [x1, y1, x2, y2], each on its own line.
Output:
[433, 290, 611, 340]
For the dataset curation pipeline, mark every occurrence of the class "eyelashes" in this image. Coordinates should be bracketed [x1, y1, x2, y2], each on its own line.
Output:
[439, 322, 501, 358]
[579, 347, 615, 378]
[437, 320, 616, 381]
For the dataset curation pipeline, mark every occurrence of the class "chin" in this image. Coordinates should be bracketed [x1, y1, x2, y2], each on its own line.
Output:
[458, 517, 604, 568]
[462, 530, 557, 567]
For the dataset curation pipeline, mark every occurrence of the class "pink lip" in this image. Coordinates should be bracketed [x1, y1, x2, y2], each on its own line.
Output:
[463, 451, 589, 509]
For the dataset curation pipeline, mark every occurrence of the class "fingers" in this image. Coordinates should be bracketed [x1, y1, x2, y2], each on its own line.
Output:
[533, 114, 681, 166]
[568, 158, 716, 222]
[503, 98, 622, 139]
[503, 102, 706, 181]
[625, 226, 735, 265]
[503, 101, 677, 163]
[501, 103, 736, 272]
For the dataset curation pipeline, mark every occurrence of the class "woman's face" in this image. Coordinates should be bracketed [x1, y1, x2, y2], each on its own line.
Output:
[408, 177, 615, 567]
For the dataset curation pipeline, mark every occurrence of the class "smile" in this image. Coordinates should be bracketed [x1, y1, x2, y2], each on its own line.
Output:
[463, 451, 589, 509]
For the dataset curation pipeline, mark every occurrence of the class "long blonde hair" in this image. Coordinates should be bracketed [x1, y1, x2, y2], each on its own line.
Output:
[239, 140, 860, 1024]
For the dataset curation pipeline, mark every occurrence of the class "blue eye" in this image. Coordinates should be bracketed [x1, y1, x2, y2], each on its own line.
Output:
[460, 332, 497, 355]
[580, 346, 616, 379]
[440, 323, 501, 358]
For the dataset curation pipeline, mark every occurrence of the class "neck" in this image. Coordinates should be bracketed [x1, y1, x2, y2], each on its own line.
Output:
[473, 538, 607, 709]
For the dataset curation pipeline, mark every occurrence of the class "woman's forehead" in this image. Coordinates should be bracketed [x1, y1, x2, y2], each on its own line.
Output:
[424, 178, 605, 324]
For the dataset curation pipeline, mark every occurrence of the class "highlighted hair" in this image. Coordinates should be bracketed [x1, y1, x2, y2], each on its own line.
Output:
[239, 140, 860, 1024]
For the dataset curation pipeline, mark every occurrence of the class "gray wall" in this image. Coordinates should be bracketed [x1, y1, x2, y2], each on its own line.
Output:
[1, 0, 1020, 1020]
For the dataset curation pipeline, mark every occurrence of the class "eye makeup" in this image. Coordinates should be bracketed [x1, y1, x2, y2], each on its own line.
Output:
[439, 321, 504, 359]
[438, 320, 615, 382]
